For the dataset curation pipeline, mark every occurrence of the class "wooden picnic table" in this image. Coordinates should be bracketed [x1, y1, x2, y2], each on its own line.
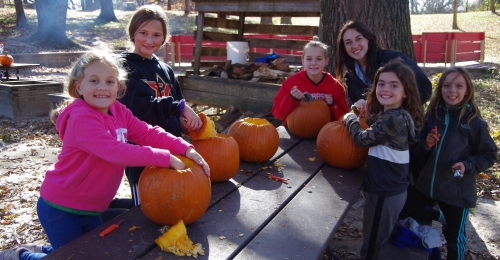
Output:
[43, 126, 365, 260]
[0, 63, 40, 80]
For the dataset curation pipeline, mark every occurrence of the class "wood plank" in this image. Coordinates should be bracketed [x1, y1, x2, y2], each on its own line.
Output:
[211, 11, 320, 17]
[198, 47, 303, 64]
[234, 164, 364, 260]
[199, 32, 309, 50]
[181, 75, 280, 112]
[43, 206, 162, 260]
[203, 17, 319, 35]
[140, 139, 325, 259]
[194, 0, 320, 13]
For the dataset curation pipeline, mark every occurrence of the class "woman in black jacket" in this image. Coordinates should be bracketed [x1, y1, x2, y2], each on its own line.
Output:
[335, 20, 432, 106]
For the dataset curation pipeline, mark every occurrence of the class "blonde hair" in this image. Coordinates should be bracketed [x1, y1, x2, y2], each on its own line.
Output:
[50, 50, 128, 124]
[366, 58, 424, 131]
[302, 36, 330, 60]
[426, 66, 481, 126]
[127, 4, 171, 47]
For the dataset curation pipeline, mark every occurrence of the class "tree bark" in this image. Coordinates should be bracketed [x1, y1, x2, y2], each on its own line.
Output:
[14, 0, 29, 28]
[95, 0, 119, 23]
[27, 0, 79, 48]
[320, 0, 415, 72]
[492, 0, 496, 13]
[452, 0, 459, 29]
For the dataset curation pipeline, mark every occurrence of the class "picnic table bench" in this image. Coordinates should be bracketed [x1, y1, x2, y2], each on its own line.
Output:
[43, 126, 365, 260]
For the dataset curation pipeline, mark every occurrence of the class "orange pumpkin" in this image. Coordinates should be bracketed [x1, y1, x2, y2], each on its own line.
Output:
[192, 134, 239, 182]
[188, 113, 217, 141]
[0, 52, 14, 66]
[316, 121, 368, 169]
[227, 117, 279, 163]
[138, 156, 211, 225]
[286, 99, 330, 139]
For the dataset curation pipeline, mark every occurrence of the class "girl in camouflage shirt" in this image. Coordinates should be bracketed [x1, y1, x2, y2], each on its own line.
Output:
[343, 58, 424, 259]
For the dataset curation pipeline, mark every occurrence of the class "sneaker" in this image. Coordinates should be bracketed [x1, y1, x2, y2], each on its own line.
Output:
[0, 247, 28, 260]
[19, 244, 44, 253]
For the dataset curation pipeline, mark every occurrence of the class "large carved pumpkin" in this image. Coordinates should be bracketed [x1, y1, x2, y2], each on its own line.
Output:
[286, 99, 330, 139]
[227, 117, 279, 163]
[138, 156, 211, 225]
[193, 134, 239, 182]
[316, 121, 368, 169]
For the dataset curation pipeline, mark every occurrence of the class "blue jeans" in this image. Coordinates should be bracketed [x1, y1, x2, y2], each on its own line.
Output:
[36, 197, 102, 249]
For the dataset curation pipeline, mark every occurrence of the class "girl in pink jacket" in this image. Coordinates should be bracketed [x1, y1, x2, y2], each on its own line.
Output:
[0, 50, 210, 260]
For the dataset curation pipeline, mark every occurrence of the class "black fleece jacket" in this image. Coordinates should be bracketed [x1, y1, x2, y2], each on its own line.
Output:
[344, 48, 432, 105]
[119, 52, 184, 137]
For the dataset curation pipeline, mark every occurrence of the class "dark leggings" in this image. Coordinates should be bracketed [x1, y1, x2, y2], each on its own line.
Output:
[400, 186, 469, 260]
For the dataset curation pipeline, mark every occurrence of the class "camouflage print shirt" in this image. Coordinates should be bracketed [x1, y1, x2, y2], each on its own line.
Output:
[344, 108, 419, 197]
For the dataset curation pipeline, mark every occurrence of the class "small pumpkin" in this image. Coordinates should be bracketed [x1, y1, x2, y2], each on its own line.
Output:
[155, 219, 205, 257]
[138, 156, 211, 225]
[286, 98, 330, 139]
[193, 134, 239, 182]
[316, 121, 368, 169]
[0, 52, 14, 66]
[227, 117, 279, 163]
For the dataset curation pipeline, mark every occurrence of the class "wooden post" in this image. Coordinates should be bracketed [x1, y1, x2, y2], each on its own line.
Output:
[170, 42, 176, 67]
[480, 40, 485, 63]
[450, 39, 455, 67]
[193, 12, 204, 75]
[237, 12, 246, 41]
[423, 40, 427, 67]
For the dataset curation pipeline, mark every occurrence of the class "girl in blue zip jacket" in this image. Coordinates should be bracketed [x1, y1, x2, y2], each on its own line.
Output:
[400, 67, 497, 260]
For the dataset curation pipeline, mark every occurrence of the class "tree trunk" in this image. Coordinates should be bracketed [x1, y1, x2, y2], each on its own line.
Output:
[280, 17, 292, 25]
[27, 0, 79, 48]
[320, 0, 415, 70]
[261, 17, 273, 24]
[320, 0, 335, 74]
[167, 0, 172, 10]
[452, 0, 459, 29]
[95, 0, 119, 23]
[185, 0, 190, 14]
[14, 0, 29, 28]
[492, 0, 496, 13]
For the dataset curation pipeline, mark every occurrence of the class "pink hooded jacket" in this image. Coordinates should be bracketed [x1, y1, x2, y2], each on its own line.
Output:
[40, 99, 192, 212]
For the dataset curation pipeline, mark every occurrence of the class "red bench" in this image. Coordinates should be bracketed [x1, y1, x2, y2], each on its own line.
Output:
[413, 32, 485, 66]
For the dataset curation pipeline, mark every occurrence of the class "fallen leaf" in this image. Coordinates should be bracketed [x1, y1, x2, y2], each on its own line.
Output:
[128, 226, 142, 232]
[308, 157, 316, 162]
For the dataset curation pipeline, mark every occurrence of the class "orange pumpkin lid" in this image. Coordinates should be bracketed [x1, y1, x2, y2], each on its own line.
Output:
[188, 113, 217, 140]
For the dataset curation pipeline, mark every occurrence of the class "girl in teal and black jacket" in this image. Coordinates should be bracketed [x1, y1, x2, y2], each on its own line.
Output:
[401, 67, 497, 260]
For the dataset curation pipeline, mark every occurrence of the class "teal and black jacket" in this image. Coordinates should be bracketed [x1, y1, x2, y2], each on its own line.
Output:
[413, 103, 497, 208]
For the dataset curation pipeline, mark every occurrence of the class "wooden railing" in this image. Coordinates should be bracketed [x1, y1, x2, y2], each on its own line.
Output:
[166, 32, 485, 67]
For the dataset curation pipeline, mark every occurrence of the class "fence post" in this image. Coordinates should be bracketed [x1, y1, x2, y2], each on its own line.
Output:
[423, 40, 427, 67]
[450, 39, 456, 66]
[480, 40, 485, 64]
[170, 42, 176, 67]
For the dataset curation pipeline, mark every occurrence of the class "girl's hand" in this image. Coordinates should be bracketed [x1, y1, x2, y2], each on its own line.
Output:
[341, 112, 355, 124]
[169, 155, 185, 171]
[323, 94, 333, 105]
[290, 86, 304, 100]
[182, 106, 202, 131]
[425, 126, 441, 148]
[185, 147, 210, 177]
[451, 162, 465, 175]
